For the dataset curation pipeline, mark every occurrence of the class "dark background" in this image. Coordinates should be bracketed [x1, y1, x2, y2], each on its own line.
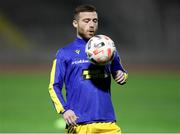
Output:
[0, 0, 179, 68]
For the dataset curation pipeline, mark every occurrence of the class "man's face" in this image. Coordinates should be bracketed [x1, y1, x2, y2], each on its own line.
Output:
[73, 11, 98, 40]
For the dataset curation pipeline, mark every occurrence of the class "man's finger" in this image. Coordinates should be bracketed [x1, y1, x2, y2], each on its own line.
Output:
[115, 72, 124, 81]
[70, 116, 77, 125]
[66, 115, 77, 126]
[116, 76, 124, 83]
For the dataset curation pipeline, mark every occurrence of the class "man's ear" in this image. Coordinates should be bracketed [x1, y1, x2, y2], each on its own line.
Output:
[73, 20, 78, 28]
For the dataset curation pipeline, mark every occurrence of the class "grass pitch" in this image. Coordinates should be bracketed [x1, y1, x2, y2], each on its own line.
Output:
[0, 70, 179, 133]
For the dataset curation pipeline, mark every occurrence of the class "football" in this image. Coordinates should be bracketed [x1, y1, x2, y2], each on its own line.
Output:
[85, 35, 116, 65]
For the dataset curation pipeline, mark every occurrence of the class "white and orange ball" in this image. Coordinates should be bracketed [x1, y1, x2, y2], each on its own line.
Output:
[85, 35, 116, 65]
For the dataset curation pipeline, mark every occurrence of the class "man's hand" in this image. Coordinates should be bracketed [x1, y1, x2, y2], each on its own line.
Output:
[62, 109, 78, 126]
[113, 70, 127, 85]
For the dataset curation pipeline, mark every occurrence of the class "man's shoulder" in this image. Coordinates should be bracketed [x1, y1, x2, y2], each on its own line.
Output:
[56, 41, 75, 59]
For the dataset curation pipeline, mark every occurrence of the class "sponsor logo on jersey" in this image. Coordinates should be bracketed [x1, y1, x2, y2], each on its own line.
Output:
[71, 59, 89, 65]
[82, 69, 109, 79]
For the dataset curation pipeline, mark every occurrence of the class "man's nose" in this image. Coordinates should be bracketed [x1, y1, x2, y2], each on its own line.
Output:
[89, 21, 95, 27]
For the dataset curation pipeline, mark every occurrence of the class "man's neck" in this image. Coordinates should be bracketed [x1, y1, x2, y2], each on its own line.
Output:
[77, 35, 89, 42]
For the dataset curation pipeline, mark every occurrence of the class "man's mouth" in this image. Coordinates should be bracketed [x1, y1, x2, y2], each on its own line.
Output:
[88, 30, 94, 34]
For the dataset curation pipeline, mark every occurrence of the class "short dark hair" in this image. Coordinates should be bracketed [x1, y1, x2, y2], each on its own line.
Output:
[74, 4, 97, 20]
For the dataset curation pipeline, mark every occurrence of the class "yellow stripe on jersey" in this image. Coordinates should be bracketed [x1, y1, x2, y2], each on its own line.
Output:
[49, 59, 65, 114]
[66, 122, 121, 134]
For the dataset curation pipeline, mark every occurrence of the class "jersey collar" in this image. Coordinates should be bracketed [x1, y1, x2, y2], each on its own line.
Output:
[74, 37, 88, 46]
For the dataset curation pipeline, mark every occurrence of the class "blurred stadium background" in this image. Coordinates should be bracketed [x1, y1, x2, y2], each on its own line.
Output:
[0, 0, 179, 133]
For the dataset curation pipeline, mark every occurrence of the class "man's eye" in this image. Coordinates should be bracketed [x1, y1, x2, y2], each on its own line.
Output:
[84, 20, 89, 23]
[93, 19, 98, 23]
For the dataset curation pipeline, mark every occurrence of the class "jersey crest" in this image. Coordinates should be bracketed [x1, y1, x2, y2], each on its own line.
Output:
[75, 49, 80, 54]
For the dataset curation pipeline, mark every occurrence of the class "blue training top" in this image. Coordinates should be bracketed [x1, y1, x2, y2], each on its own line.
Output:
[49, 37, 126, 124]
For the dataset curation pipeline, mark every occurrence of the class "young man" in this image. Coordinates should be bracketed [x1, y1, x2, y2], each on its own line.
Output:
[49, 4, 128, 134]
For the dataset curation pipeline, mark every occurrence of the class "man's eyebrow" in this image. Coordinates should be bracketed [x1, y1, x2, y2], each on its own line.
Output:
[83, 18, 91, 20]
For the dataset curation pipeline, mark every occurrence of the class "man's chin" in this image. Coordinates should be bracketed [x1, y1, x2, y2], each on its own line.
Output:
[86, 34, 94, 39]
[79, 33, 95, 40]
